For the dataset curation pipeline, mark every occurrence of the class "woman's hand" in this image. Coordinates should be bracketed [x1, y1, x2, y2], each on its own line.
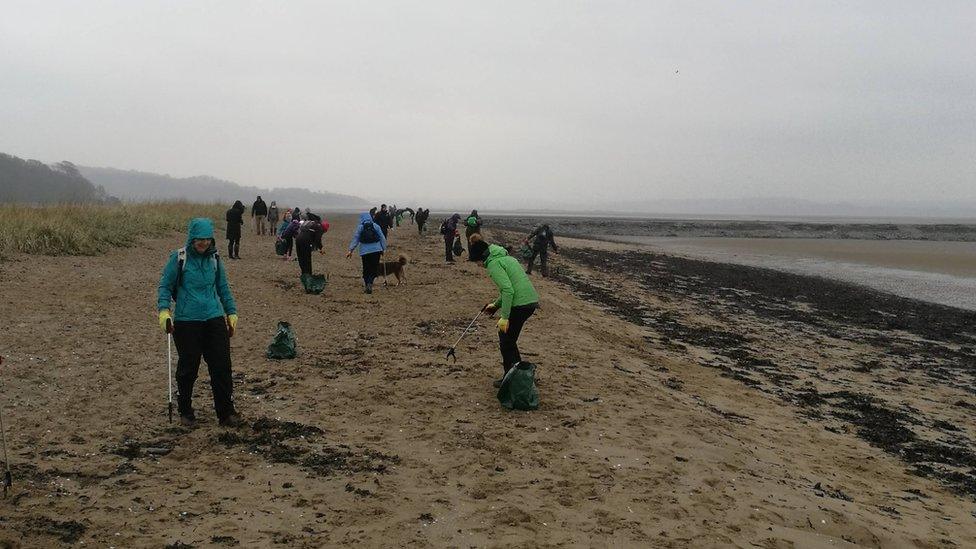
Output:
[345, 250, 353, 259]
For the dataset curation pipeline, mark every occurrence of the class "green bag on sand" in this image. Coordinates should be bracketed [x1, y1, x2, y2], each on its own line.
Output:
[300, 273, 327, 294]
[275, 239, 288, 256]
[497, 362, 539, 411]
[266, 321, 297, 359]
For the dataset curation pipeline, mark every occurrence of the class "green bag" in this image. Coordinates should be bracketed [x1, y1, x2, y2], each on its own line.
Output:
[519, 245, 534, 260]
[275, 239, 288, 256]
[300, 273, 327, 294]
[266, 321, 297, 359]
[496, 362, 539, 411]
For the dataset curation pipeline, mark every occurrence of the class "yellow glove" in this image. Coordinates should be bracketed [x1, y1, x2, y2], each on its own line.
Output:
[497, 318, 509, 333]
[158, 310, 173, 333]
[227, 314, 238, 337]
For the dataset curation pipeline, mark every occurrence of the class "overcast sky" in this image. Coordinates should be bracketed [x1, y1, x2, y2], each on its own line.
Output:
[1, 1, 973, 209]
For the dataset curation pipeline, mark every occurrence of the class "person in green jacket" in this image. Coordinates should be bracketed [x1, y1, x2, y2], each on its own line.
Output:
[469, 237, 540, 387]
[157, 218, 243, 428]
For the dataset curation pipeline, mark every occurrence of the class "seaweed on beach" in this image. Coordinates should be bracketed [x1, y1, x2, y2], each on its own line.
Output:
[547, 243, 976, 496]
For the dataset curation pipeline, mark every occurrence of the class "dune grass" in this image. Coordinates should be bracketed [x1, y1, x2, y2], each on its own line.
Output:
[0, 202, 227, 259]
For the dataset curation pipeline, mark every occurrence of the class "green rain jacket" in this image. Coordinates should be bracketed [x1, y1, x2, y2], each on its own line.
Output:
[157, 218, 237, 321]
[486, 244, 539, 319]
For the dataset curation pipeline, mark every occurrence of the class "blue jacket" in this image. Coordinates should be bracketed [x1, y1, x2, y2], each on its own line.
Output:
[157, 218, 237, 321]
[348, 212, 387, 255]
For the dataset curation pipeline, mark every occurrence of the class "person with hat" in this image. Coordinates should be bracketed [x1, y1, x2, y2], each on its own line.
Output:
[468, 235, 540, 387]
[157, 217, 242, 427]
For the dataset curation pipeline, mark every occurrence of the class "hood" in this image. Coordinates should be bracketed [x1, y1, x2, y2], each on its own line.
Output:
[233, 200, 244, 210]
[185, 218, 216, 255]
[484, 243, 509, 265]
[359, 212, 374, 224]
[451, 214, 461, 221]
[270, 201, 276, 207]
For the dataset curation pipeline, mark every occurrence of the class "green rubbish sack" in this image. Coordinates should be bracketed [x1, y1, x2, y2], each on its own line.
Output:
[275, 239, 288, 256]
[496, 362, 539, 411]
[519, 245, 534, 260]
[300, 273, 327, 294]
[266, 321, 297, 359]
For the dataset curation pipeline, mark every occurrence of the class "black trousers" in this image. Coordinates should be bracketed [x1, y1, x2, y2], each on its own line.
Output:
[296, 240, 314, 275]
[498, 304, 537, 374]
[417, 222, 425, 235]
[361, 251, 381, 285]
[173, 317, 235, 419]
[227, 238, 240, 258]
[527, 248, 548, 276]
[444, 238, 454, 262]
[283, 236, 294, 256]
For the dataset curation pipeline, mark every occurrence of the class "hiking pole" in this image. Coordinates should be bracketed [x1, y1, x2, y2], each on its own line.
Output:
[166, 320, 174, 423]
[445, 306, 487, 363]
[0, 356, 11, 497]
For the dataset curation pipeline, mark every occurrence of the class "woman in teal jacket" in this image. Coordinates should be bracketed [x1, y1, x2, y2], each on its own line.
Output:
[469, 238, 539, 387]
[157, 218, 242, 428]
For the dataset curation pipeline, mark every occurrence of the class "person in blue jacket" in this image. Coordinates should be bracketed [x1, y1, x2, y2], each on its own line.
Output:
[345, 212, 387, 294]
[157, 218, 242, 428]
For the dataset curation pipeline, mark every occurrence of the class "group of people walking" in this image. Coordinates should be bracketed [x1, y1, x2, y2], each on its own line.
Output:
[159, 203, 557, 426]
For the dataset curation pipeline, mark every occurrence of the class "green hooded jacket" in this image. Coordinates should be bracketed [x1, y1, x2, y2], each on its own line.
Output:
[157, 218, 237, 321]
[485, 244, 539, 319]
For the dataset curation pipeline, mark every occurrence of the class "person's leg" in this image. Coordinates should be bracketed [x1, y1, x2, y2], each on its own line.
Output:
[227, 239, 234, 258]
[200, 317, 235, 420]
[540, 250, 549, 277]
[498, 305, 536, 375]
[297, 242, 312, 275]
[444, 238, 454, 262]
[365, 252, 381, 288]
[233, 238, 241, 259]
[527, 248, 540, 274]
[172, 320, 204, 419]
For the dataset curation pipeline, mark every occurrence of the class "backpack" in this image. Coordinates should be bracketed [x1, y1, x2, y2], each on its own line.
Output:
[466, 216, 479, 228]
[172, 247, 220, 299]
[360, 221, 380, 244]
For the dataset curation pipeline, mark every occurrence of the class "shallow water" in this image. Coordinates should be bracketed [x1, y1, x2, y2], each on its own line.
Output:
[600, 236, 976, 310]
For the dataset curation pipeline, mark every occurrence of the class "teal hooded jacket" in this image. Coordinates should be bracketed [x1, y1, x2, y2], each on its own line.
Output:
[157, 218, 237, 321]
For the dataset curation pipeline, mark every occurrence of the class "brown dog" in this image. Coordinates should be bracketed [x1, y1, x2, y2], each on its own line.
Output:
[380, 255, 408, 286]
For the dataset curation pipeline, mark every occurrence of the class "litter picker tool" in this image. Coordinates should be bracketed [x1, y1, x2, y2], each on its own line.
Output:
[1, 356, 11, 497]
[166, 319, 174, 423]
[445, 306, 487, 363]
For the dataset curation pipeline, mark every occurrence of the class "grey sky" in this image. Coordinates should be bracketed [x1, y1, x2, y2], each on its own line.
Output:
[1, 1, 973, 210]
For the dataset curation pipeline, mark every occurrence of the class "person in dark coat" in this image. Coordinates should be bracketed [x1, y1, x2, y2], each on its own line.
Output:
[251, 196, 268, 236]
[374, 205, 392, 239]
[225, 201, 245, 259]
[441, 213, 461, 263]
[525, 223, 558, 277]
[464, 210, 482, 257]
[283, 219, 329, 276]
[416, 208, 429, 236]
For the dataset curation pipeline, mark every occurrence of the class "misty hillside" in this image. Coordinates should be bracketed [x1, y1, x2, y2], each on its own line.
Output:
[0, 153, 116, 204]
[79, 166, 369, 210]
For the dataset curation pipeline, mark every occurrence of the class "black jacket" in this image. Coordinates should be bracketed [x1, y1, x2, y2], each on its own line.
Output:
[295, 221, 325, 250]
[528, 225, 557, 252]
[251, 199, 268, 217]
[374, 210, 392, 229]
[226, 206, 244, 239]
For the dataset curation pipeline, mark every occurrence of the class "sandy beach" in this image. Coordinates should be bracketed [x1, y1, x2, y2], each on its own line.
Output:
[0, 215, 974, 547]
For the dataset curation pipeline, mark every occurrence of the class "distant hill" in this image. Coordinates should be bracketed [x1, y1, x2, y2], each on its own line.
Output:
[78, 166, 369, 210]
[0, 153, 116, 204]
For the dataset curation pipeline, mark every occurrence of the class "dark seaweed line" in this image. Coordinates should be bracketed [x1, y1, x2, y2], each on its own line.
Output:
[551, 247, 976, 498]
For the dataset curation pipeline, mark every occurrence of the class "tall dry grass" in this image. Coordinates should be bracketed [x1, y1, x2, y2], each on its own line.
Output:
[0, 202, 227, 259]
